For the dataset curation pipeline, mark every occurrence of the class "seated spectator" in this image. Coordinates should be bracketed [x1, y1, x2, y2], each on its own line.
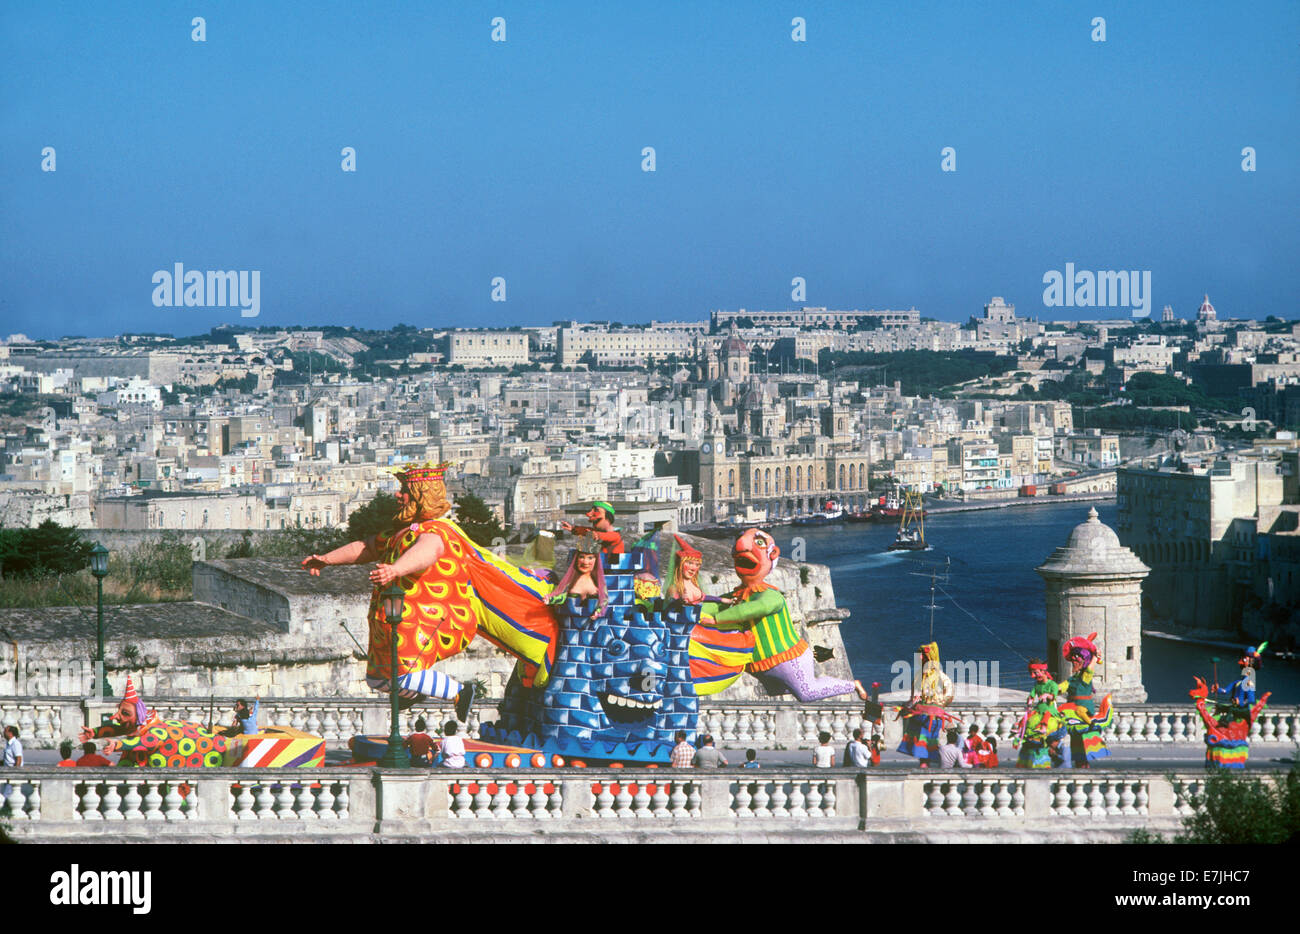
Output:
[75, 741, 113, 768]
[692, 734, 729, 768]
[406, 716, 435, 766]
[980, 735, 999, 768]
[742, 748, 760, 769]
[845, 728, 872, 768]
[670, 731, 694, 768]
[963, 724, 986, 767]
[57, 740, 76, 767]
[813, 731, 834, 768]
[938, 729, 970, 769]
[438, 720, 466, 768]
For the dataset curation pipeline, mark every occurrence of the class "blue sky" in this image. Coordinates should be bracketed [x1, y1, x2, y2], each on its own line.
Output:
[3, 1, 1297, 338]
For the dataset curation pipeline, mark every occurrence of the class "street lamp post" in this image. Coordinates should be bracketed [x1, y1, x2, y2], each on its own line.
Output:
[378, 582, 410, 768]
[89, 543, 112, 698]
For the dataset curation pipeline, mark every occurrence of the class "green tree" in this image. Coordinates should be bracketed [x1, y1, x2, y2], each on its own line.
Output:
[1176, 766, 1300, 844]
[0, 521, 93, 578]
[348, 493, 400, 541]
[1127, 765, 1300, 844]
[455, 494, 505, 547]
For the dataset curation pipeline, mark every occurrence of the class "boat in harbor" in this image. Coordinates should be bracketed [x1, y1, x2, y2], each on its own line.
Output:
[872, 486, 926, 523]
[792, 499, 845, 526]
[887, 489, 930, 551]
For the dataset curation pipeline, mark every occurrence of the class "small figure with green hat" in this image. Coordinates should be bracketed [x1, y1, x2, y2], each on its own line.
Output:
[560, 501, 624, 554]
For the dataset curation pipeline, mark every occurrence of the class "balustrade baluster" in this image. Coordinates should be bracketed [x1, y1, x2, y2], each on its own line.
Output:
[670, 782, 688, 818]
[101, 782, 123, 821]
[316, 781, 337, 820]
[490, 783, 512, 820]
[233, 783, 255, 820]
[120, 780, 142, 822]
[334, 781, 350, 819]
[686, 782, 702, 818]
[6, 784, 28, 822]
[595, 783, 615, 819]
[473, 783, 492, 818]
[787, 781, 807, 818]
[294, 784, 317, 820]
[751, 781, 770, 817]
[925, 782, 943, 815]
[960, 782, 978, 816]
[531, 783, 551, 820]
[81, 782, 102, 821]
[993, 781, 1011, 817]
[511, 783, 530, 818]
[804, 782, 822, 817]
[1103, 782, 1120, 816]
[977, 781, 994, 817]
[944, 782, 962, 816]
[162, 783, 185, 821]
[770, 781, 789, 818]
[1118, 782, 1135, 816]
[255, 783, 276, 820]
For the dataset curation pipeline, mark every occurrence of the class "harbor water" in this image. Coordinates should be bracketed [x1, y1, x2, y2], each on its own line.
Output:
[774, 501, 1300, 705]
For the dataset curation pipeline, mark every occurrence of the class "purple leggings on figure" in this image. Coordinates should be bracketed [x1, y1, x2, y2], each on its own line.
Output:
[766, 652, 857, 702]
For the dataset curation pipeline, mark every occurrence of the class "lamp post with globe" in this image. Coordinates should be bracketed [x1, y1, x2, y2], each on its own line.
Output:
[89, 543, 112, 698]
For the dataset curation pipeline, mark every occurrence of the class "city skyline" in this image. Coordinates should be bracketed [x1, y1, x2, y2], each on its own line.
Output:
[4, 2, 1298, 339]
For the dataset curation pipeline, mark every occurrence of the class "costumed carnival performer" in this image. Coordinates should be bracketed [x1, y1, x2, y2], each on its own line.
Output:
[1190, 676, 1271, 770]
[1015, 659, 1066, 768]
[78, 676, 227, 768]
[696, 528, 868, 703]
[1218, 643, 1266, 708]
[548, 537, 608, 615]
[664, 534, 707, 605]
[559, 501, 625, 555]
[896, 641, 956, 767]
[628, 526, 666, 608]
[1058, 632, 1114, 767]
[302, 461, 561, 717]
[1194, 642, 1273, 770]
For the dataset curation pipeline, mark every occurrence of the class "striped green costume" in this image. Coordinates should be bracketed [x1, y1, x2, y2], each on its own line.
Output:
[707, 585, 807, 672]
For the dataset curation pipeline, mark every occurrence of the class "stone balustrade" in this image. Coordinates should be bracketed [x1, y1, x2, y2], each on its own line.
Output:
[1, 766, 1274, 842]
[3, 696, 1298, 752]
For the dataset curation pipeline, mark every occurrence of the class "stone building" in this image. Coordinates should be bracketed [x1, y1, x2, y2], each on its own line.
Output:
[1037, 507, 1150, 703]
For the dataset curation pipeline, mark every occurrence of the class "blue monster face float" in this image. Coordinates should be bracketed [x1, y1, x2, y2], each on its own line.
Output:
[486, 552, 699, 762]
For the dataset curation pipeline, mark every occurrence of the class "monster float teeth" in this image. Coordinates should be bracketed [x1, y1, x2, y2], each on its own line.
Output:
[607, 694, 661, 710]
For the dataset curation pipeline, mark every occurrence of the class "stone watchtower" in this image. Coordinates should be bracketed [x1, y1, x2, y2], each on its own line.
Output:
[1036, 507, 1150, 703]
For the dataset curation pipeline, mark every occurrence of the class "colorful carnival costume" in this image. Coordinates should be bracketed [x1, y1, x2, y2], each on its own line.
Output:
[664, 534, 708, 605]
[82, 677, 226, 768]
[694, 529, 864, 702]
[305, 462, 561, 709]
[367, 513, 560, 698]
[560, 501, 625, 554]
[1016, 659, 1067, 768]
[1218, 643, 1266, 708]
[1191, 676, 1271, 770]
[1058, 633, 1113, 766]
[897, 642, 957, 766]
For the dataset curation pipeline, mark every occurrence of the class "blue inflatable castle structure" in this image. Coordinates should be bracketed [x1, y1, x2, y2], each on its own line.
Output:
[480, 550, 701, 765]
